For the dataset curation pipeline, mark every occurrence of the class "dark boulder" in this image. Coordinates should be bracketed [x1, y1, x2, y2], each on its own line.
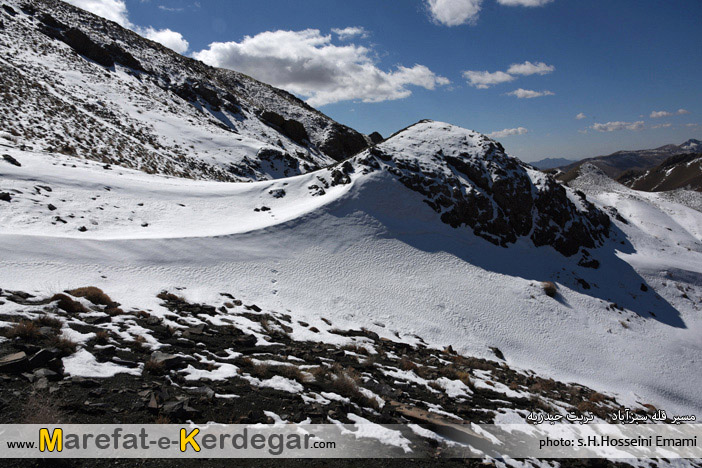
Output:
[104, 43, 145, 72]
[0, 352, 28, 374]
[319, 123, 368, 161]
[43, 26, 115, 68]
[2, 5, 17, 16]
[369, 132, 384, 144]
[259, 111, 309, 144]
[3, 154, 21, 167]
[38, 12, 67, 30]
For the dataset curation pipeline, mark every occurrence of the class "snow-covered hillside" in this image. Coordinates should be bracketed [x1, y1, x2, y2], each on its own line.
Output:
[0, 0, 370, 181]
[2, 122, 701, 418]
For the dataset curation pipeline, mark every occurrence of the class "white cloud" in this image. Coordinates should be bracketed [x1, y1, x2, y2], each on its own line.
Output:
[591, 121, 645, 132]
[652, 123, 672, 129]
[464, 60, 553, 89]
[650, 110, 671, 118]
[506, 61, 554, 76]
[497, 0, 554, 6]
[487, 127, 528, 138]
[63, 0, 131, 27]
[506, 88, 554, 99]
[142, 27, 189, 53]
[650, 108, 690, 118]
[158, 5, 184, 12]
[193, 29, 449, 106]
[64, 0, 190, 53]
[331, 27, 368, 40]
[575, 112, 586, 120]
[462, 70, 515, 89]
[425, 0, 483, 27]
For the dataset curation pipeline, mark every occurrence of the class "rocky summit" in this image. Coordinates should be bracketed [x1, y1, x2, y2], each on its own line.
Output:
[350, 121, 611, 257]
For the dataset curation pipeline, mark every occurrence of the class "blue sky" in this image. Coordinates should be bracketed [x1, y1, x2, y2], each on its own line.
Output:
[68, 0, 701, 162]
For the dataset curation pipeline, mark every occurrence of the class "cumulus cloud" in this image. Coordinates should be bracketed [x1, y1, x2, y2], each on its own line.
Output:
[193, 29, 449, 106]
[591, 121, 644, 132]
[650, 109, 690, 118]
[463, 70, 515, 89]
[496, 0, 554, 6]
[64, 0, 190, 53]
[64, 0, 131, 27]
[652, 123, 673, 129]
[425, 0, 483, 27]
[575, 112, 586, 120]
[487, 127, 528, 138]
[506, 88, 554, 99]
[331, 26, 368, 40]
[464, 60, 553, 89]
[141, 27, 189, 53]
[506, 61, 554, 76]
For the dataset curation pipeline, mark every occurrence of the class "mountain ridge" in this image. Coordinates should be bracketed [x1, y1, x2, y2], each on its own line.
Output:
[554, 139, 701, 182]
[0, 0, 370, 182]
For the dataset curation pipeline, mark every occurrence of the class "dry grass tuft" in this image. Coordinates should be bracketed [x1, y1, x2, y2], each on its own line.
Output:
[66, 287, 113, 306]
[51, 293, 88, 313]
[276, 365, 306, 382]
[5, 320, 41, 341]
[47, 335, 77, 356]
[399, 357, 418, 371]
[143, 359, 165, 375]
[35, 315, 63, 329]
[133, 335, 148, 351]
[437, 365, 474, 388]
[94, 330, 110, 345]
[157, 291, 183, 302]
[529, 379, 557, 394]
[542, 281, 558, 298]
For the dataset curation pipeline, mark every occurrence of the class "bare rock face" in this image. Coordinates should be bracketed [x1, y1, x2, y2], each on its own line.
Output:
[2, 0, 370, 181]
[259, 111, 309, 144]
[353, 121, 610, 257]
[319, 123, 370, 161]
[368, 132, 384, 144]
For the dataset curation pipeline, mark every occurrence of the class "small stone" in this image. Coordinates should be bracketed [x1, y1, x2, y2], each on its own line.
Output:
[48, 204, 57, 211]
[34, 377, 49, 390]
[2, 154, 21, 167]
[186, 386, 215, 400]
[33, 368, 59, 381]
[150, 351, 181, 369]
[0, 352, 28, 373]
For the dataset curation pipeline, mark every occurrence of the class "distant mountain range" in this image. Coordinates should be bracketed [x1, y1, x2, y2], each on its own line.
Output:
[528, 157, 577, 170]
[618, 152, 702, 192]
[546, 139, 702, 188]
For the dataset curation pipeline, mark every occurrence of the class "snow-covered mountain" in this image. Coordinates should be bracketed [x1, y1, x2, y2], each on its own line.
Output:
[1, 0, 702, 441]
[617, 151, 702, 192]
[0, 0, 370, 181]
[3, 119, 702, 419]
[557, 139, 702, 181]
[680, 138, 702, 153]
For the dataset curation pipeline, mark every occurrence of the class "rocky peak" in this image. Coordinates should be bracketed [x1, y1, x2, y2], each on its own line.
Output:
[352, 121, 611, 257]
